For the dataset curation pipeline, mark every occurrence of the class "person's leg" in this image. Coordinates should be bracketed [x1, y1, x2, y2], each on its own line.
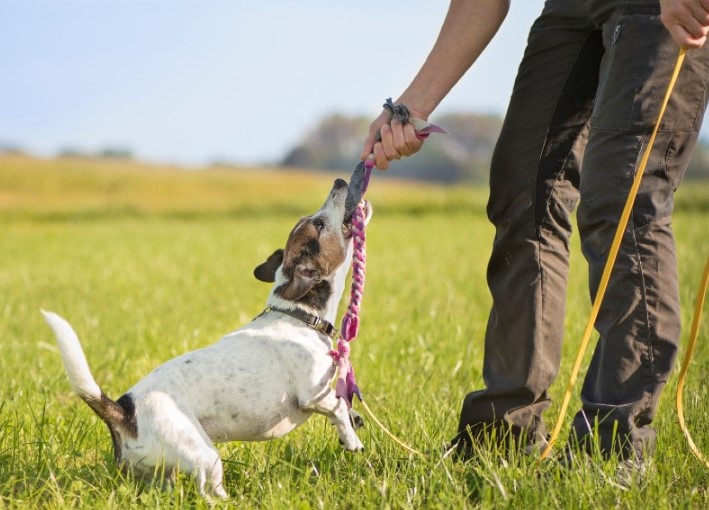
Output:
[454, 0, 601, 453]
[571, 4, 709, 460]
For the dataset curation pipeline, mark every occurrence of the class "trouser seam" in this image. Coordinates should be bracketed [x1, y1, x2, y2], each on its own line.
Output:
[629, 217, 657, 390]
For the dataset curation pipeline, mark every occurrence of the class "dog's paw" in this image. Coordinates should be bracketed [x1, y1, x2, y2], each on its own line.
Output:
[338, 436, 365, 452]
[349, 409, 364, 430]
[344, 439, 365, 452]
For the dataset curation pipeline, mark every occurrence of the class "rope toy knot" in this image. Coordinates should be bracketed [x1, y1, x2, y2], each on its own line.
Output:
[383, 97, 411, 124]
[382, 97, 446, 140]
[341, 315, 359, 342]
[337, 339, 350, 358]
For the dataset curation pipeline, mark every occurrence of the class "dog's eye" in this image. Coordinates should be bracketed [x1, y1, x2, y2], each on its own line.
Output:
[312, 218, 325, 233]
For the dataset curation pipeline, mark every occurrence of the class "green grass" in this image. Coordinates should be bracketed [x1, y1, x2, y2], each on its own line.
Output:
[0, 156, 708, 508]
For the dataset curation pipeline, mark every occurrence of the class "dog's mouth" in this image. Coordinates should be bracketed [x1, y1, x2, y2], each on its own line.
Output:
[342, 199, 371, 237]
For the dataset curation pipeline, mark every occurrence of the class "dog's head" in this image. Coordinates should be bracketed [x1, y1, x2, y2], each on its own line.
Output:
[254, 178, 372, 308]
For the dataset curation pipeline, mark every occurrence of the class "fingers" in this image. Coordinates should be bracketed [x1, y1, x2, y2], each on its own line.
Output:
[359, 110, 390, 160]
[667, 21, 709, 48]
[364, 117, 426, 171]
[391, 120, 425, 156]
[360, 132, 376, 161]
[691, 0, 709, 24]
[662, 0, 709, 48]
[390, 120, 409, 156]
[403, 122, 425, 151]
[681, 9, 709, 39]
[372, 142, 390, 170]
[677, 25, 708, 48]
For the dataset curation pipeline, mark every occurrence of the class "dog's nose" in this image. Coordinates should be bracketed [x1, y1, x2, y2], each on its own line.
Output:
[333, 178, 347, 190]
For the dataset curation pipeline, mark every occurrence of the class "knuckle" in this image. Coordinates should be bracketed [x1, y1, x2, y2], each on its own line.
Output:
[384, 146, 399, 159]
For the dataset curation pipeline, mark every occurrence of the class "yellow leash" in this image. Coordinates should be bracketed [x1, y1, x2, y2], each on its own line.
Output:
[538, 47, 688, 462]
[358, 398, 428, 459]
[676, 254, 709, 469]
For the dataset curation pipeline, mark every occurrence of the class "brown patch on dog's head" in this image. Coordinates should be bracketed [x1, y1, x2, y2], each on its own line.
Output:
[276, 214, 346, 302]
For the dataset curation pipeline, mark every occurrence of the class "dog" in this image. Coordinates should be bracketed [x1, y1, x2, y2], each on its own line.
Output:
[42, 178, 369, 499]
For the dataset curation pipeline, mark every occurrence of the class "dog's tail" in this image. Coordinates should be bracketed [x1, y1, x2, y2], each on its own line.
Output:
[41, 310, 136, 441]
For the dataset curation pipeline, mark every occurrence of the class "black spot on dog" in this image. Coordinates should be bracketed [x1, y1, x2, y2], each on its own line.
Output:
[305, 238, 320, 256]
[116, 393, 138, 437]
[184, 359, 192, 365]
[297, 280, 332, 310]
[96, 392, 138, 464]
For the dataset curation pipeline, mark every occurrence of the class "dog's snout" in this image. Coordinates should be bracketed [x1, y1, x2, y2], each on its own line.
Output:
[333, 178, 347, 190]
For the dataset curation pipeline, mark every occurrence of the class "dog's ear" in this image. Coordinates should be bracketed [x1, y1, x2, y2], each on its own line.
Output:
[253, 249, 284, 283]
[278, 264, 321, 301]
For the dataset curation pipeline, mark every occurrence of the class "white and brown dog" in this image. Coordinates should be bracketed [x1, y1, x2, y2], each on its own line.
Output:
[42, 178, 369, 499]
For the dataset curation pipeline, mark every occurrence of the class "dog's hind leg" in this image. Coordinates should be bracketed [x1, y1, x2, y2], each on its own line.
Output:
[184, 439, 228, 500]
[301, 391, 363, 451]
[137, 395, 229, 499]
[181, 445, 227, 500]
[206, 454, 228, 500]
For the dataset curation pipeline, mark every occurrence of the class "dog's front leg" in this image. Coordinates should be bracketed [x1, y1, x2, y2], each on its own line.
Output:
[301, 391, 364, 451]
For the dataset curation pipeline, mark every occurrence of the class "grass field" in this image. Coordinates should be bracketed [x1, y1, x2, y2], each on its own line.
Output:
[0, 155, 707, 509]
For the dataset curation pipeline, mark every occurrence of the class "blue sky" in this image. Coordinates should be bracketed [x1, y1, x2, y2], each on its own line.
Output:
[4, 0, 694, 168]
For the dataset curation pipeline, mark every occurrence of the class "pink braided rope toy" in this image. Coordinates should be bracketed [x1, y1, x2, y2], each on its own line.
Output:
[330, 159, 373, 407]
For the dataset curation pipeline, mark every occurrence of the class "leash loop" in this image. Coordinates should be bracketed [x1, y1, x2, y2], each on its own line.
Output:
[383, 97, 411, 124]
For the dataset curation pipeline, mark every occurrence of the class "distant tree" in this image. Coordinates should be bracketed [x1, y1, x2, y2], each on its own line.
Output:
[386, 147, 466, 183]
[209, 159, 243, 170]
[0, 144, 26, 156]
[687, 139, 709, 180]
[282, 114, 368, 171]
[282, 144, 319, 169]
[57, 147, 90, 159]
[98, 147, 134, 160]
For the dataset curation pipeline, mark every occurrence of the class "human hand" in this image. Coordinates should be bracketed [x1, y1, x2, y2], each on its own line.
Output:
[661, 0, 709, 48]
[359, 105, 428, 171]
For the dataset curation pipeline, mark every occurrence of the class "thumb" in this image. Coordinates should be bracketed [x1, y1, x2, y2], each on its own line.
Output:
[360, 133, 376, 160]
[361, 109, 392, 160]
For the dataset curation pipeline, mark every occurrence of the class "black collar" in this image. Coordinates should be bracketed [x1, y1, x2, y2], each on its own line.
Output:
[256, 306, 339, 340]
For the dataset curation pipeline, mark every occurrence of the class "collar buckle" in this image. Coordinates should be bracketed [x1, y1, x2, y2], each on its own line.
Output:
[258, 306, 339, 340]
[312, 316, 337, 337]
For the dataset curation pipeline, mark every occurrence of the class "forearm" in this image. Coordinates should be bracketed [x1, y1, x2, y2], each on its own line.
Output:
[360, 0, 510, 167]
[397, 0, 510, 119]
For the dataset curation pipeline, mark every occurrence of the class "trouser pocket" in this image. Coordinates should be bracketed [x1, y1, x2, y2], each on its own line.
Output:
[591, 6, 709, 132]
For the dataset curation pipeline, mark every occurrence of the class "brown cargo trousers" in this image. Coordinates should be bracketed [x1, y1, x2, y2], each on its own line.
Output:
[454, 0, 709, 460]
